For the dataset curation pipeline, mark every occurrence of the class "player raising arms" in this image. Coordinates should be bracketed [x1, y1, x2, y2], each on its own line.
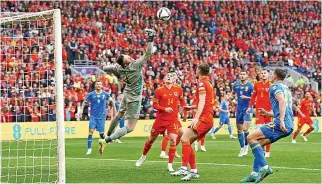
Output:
[170, 64, 215, 181]
[248, 68, 272, 157]
[98, 28, 156, 154]
[292, 92, 317, 143]
[80, 80, 115, 155]
[240, 69, 294, 183]
[135, 71, 186, 172]
[233, 70, 254, 157]
[212, 93, 237, 139]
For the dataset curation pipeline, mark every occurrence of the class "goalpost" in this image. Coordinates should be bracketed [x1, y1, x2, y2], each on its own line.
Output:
[0, 9, 65, 183]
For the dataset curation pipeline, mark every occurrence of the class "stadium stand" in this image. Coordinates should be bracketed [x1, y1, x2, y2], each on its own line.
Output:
[0, 1, 321, 122]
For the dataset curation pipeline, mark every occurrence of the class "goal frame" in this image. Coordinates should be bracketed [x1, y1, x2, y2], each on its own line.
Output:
[0, 9, 65, 183]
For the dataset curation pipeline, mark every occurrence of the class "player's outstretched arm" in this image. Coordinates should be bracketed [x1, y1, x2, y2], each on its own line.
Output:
[132, 29, 156, 69]
[103, 63, 119, 73]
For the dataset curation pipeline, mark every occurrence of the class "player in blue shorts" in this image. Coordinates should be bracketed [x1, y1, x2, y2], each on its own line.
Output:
[240, 69, 294, 183]
[113, 94, 125, 143]
[211, 93, 237, 139]
[233, 70, 254, 157]
[80, 80, 115, 155]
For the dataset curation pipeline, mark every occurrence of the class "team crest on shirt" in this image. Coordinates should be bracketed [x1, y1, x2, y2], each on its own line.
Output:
[102, 95, 105, 99]
[174, 92, 178, 96]
[266, 88, 269, 91]
[245, 86, 248, 91]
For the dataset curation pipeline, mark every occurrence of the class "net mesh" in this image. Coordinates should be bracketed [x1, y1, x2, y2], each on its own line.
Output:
[0, 11, 58, 183]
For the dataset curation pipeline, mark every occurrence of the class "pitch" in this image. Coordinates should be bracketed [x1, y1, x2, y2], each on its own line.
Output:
[2, 134, 320, 183]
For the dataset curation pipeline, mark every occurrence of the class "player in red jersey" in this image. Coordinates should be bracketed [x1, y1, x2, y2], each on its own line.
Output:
[292, 92, 317, 143]
[248, 68, 272, 157]
[136, 71, 186, 172]
[170, 64, 215, 181]
[191, 96, 207, 152]
[160, 73, 185, 159]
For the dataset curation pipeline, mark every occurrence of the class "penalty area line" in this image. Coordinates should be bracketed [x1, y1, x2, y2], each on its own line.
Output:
[66, 157, 321, 171]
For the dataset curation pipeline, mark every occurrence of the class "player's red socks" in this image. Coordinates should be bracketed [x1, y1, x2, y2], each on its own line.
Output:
[168, 145, 176, 164]
[189, 148, 197, 169]
[181, 141, 191, 167]
[200, 136, 205, 146]
[143, 138, 155, 156]
[176, 135, 182, 146]
[303, 127, 314, 136]
[265, 144, 271, 152]
[161, 135, 169, 152]
[292, 130, 299, 139]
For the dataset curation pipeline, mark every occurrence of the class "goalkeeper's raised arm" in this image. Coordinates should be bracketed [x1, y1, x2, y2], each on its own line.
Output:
[103, 28, 155, 72]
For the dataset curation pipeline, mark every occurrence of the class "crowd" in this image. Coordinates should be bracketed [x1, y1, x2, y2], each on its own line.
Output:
[0, 1, 321, 123]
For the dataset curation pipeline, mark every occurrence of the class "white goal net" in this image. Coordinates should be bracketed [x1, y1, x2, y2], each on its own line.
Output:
[0, 10, 65, 183]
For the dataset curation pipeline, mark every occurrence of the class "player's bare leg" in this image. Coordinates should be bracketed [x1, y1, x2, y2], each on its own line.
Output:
[136, 134, 159, 167]
[175, 128, 183, 158]
[171, 128, 199, 181]
[241, 128, 273, 183]
[160, 134, 169, 159]
[106, 112, 125, 136]
[301, 123, 314, 142]
[86, 129, 95, 155]
[167, 133, 178, 171]
[256, 123, 271, 157]
[243, 120, 251, 156]
[237, 124, 245, 157]
[292, 124, 304, 143]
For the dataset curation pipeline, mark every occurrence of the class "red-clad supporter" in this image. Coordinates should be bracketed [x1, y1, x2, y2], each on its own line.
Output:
[0, 1, 321, 122]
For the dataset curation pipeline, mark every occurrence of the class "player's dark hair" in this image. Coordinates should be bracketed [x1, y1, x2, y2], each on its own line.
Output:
[197, 64, 210, 76]
[116, 55, 125, 68]
[274, 68, 287, 80]
[261, 67, 269, 72]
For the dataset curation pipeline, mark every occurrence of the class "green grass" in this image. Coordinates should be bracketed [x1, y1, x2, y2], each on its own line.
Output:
[1, 134, 321, 183]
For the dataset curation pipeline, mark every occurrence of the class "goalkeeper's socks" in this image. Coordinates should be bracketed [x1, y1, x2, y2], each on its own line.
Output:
[99, 133, 105, 139]
[88, 134, 93, 149]
[105, 137, 112, 143]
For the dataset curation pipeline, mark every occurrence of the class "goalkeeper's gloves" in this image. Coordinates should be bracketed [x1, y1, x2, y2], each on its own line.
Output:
[144, 28, 156, 42]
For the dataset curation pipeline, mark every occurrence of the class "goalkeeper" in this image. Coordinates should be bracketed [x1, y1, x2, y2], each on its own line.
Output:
[98, 28, 156, 154]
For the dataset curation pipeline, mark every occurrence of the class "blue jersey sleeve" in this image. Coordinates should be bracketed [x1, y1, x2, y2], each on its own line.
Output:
[104, 91, 111, 101]
[233, 82, 238, 93]
[86, 92, 93, 103]
[270, 84, 284, 99]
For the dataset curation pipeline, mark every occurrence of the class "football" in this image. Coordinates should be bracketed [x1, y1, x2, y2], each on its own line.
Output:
[157, 7, 171, 21]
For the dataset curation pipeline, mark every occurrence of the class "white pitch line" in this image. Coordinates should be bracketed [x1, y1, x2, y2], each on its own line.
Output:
[66, 157, 321, 171]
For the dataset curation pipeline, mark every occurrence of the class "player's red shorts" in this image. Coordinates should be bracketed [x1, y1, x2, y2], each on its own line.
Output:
[298, 115, 313, 126]
[192, 114, 213, 138]
[255, 115, 272, 124]
[151, 119, 180, 136]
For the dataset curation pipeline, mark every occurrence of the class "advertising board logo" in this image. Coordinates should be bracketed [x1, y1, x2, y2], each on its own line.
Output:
[13, 124, 21, 140]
